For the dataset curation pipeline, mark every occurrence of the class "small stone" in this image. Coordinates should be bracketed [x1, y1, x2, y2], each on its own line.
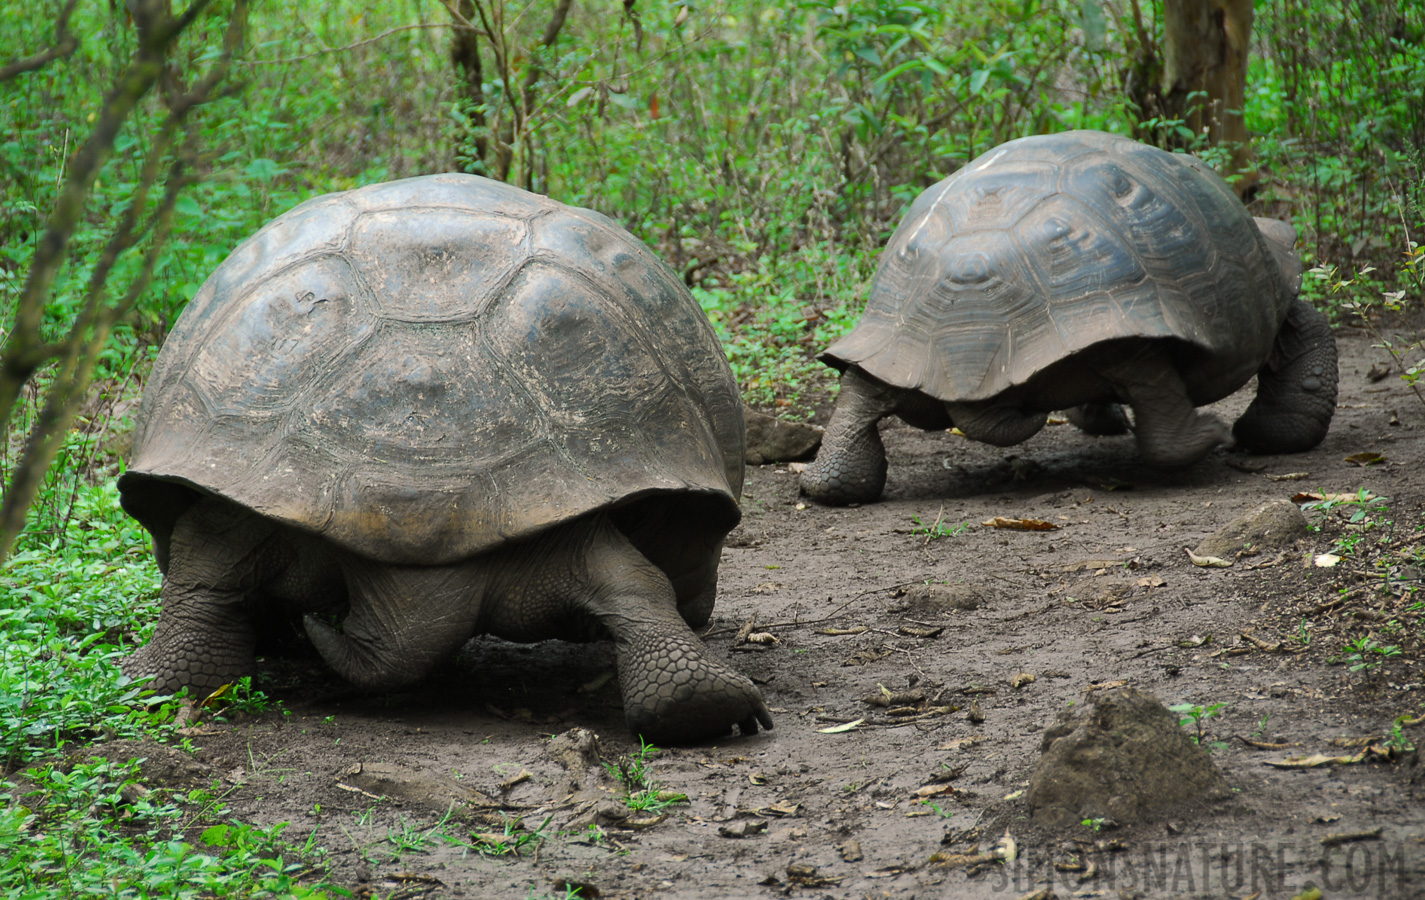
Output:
[743, 407, 823, 465]
[901, 582, 988, 613]
[1193, 498, 1308, 560]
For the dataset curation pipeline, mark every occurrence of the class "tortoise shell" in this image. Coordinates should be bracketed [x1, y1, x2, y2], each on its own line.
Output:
[823, 130, 1296, 406]
[121, 174, 744, 565]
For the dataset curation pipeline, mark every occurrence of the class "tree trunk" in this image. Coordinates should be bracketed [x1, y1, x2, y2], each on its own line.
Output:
[1162, 0, 1257, 195]
[449, 0, 491, 175]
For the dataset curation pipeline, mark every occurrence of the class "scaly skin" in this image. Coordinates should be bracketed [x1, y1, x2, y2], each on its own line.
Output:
[125, 497, 770, 744]
[1066, 402, 1131, 436]
[1097, 345, 1231, 468]
[1233, 299, 1338, 453]
[799, 368, 899, 505]
[121, 499, 341, 694]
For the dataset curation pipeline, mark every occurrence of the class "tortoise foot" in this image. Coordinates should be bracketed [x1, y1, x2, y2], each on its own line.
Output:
[618, 634, 773, 744]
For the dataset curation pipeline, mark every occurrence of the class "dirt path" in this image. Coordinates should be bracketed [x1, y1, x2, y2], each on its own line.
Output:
[111, 326, 1425, 898]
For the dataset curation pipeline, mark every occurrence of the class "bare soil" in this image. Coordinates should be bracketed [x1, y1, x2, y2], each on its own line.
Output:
[93, 326, 1425, 898]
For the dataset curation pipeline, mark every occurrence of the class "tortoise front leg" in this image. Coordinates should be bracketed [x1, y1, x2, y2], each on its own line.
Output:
[800, 367, 899, 505]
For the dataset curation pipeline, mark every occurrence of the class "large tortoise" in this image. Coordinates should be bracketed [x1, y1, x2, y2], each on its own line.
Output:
[801, 130, 1338, 505]
[119, 173, 772, 744]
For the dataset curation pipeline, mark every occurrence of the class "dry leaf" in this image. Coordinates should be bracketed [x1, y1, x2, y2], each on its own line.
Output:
[898, 624, 944, 638]
[983, 516, 1059, 531]
[864, 687, 925, 707]
[1137, 574, 1166, 588]
[1321, 827, 1384, 847]
[1266, 472, 1312, 481]
[817, 625, 867, 636]
[915, 783, 955, 798]
[936, 736, 983, 751]
[625, 814, 667, 830]
[1265, 751, 1368, 768]
[1314, 553, 1341, 568]
[1010, 672, 1036, 689]
[1185, 547, 1233, 567]
[816, 718, 865, 734]
[842, 646, 892, 666]
[1344, 451, 1386, 467]
[1239, 737, 1290, 750]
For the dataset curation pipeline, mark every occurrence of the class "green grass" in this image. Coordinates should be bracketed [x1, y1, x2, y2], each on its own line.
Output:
[0, 480, 340, 897]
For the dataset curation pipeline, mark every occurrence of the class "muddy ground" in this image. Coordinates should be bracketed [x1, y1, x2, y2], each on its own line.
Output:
[94, 325, 1425, 899]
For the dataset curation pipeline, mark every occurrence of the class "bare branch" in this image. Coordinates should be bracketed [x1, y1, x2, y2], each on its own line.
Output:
[0, 0, 249, 560]
[250, 22, 468, 66]
[0, 0, 81, 83]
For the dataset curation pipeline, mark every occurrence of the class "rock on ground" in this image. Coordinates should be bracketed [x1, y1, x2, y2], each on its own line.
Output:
[1026, 684, 1228, 827]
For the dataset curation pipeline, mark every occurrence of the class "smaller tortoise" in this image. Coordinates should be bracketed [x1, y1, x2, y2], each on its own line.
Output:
[119, 173, 771, 744]
[801, 130, 1338, 505]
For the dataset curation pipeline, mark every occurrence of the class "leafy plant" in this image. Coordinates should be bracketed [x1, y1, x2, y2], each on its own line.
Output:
[603, 738, 688, 816]
[0, 758, 336, 899]
[1170, 701, 1227, 750]
[456, 813, 553, 858]
[910, 514, 971, 539]
[1342, 636, 1402, 674]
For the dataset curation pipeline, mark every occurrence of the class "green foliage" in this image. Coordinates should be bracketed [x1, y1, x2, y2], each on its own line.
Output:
[1169, 701, 1227, 751]
[1342, 636, 1402, 674]
[603, 738, 688, 816]
[0, 758, 337, 898]
[0, 479, 166, 769]
[910, 515, 971, 539]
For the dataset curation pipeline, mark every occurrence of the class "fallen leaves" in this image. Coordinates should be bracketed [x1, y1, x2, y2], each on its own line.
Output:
[1185, 547, 1233, 568]
[1265, 743, 1399, 768]
[1320, 827, 1384, 847]
[816, 718, 865, 734]
[841, 646, 893, 666]
[1344, 451, 1387, 467]
[982, 516, 1059, 531]
[718, 820, 767, 838]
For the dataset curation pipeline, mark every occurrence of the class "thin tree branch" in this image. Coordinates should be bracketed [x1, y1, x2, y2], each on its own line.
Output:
[0, 0, 81, 82]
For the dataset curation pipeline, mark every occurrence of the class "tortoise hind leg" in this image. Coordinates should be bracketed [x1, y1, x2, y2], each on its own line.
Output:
[122, 497, 268, 694]
[1102, 345, 1230, 468]
[1233, 299, 1338, 453]
[533, 514, 772, 744]
[1066, 402, 1130, 436]
[800, 367, 897, 505]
